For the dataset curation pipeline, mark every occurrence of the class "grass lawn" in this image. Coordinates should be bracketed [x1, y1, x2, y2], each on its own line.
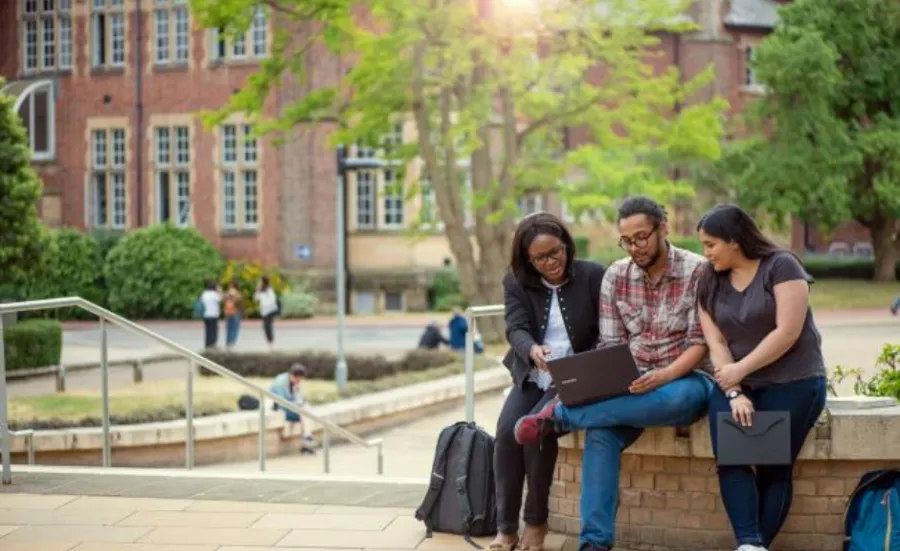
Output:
[810, 279, 900, 311]
[9, 356, 498, 429]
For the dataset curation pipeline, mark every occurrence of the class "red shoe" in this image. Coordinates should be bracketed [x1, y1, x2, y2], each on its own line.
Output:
[514, 398, 560, 447]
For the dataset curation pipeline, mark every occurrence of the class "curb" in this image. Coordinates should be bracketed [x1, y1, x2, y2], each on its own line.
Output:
[5, 353, 184, 381]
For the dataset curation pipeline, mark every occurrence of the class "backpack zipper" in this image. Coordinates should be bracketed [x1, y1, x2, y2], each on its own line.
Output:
[884, 489, 893, 551]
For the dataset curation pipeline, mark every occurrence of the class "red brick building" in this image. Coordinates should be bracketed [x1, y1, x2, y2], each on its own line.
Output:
[2, 0, 851, 311]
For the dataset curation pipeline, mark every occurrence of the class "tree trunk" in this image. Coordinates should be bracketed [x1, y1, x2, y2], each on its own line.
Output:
[869, 217, 899, 281]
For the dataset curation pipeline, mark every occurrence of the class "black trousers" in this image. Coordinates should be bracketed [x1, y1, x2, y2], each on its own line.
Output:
[203, 318, 218, 348]
[262, 313, 276, 343]
[493, 381, 558, 534]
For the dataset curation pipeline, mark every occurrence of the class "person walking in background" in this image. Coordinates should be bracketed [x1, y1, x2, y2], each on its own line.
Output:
[489, 212, 605, 551]
[255, 276, 279, 351]
[448, 307, 484, 353]
[223, 279, 244, 351]
[695, 204, 827, 551]
[199, 281, 222, 350]
[270, 363, 315, 455]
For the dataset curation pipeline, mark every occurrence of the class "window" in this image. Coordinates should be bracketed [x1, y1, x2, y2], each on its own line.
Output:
[22, 0, 73, 72]
[154, 126, 191, 227]
[384, 291, 403, 312]
[89, 128, 127, 229]
[356, 170, 375, 229]
[518, 194, 543, 216]
[209, 7, 267, 62]
[153, 0, 190, 65]
[382, 169, 404, 228]
[92, 0, 126, 68]
[14, 81, 56, 160]
[382, 122, 404, 154]
[221, 123, 259, 231]
[744, 47, 757, 86]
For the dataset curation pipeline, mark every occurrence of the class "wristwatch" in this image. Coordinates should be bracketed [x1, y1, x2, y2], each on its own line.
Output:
[726, 388, 743, 400]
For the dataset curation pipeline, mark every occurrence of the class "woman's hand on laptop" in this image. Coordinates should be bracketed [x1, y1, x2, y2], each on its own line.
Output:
[529, 344, 552, 370]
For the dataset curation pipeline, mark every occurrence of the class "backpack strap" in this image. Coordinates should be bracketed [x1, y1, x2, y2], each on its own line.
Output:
[415, 423, 465, 538]
[453, 426, 484, 549]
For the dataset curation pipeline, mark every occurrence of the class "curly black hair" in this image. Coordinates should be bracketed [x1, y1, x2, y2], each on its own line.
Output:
[509, 212, 577, 288]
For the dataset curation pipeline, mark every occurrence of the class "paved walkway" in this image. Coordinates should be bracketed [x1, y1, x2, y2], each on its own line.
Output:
[0, 470, 581, 550]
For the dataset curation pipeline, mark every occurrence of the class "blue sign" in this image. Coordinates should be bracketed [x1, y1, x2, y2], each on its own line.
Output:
[294, 245, 312, 261]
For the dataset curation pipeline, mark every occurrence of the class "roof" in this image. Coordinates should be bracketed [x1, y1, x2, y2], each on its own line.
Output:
[724, 0, 780, 30]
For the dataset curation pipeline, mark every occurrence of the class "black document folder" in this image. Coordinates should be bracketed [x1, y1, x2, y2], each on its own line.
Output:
[716, 411, 792, 466]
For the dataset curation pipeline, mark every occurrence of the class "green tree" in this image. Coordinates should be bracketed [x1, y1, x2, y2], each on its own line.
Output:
[0, 78, 46, 291]
[190, 0, 726, 337]
[711, 0, 900, 280]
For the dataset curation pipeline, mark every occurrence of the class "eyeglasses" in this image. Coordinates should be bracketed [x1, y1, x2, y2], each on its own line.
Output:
[530, 244, 566, 265]
[618, 227, 658, 251]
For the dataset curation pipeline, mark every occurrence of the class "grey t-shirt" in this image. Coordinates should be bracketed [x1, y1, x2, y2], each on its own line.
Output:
[711, 252, 826, 387]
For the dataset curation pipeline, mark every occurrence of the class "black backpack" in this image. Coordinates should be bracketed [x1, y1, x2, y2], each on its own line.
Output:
[415, 421, 497, 548]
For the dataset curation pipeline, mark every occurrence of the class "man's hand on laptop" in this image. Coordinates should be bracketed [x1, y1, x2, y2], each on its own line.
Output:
[628, 367, 672, 394]
[529, 344, 552, 370]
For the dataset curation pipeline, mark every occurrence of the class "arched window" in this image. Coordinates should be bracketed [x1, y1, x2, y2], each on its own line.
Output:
[2, 79, 56, 161]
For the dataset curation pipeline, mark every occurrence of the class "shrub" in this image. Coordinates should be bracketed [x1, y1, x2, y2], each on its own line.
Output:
[200, 348, 458, 381]
[829, 344, 900, 400]
[280, 289, 318, 319]
[9, 405, 232, 431]
[220, 260, 290, 318]
[573, 235, 590, 257]
[670, 235, 703, 255]
[429, 268, 465, 311]
[104, 225, 225, 319]
[18, 228, 98, 319]
[799, 254, 900, 280]
[3, 319, 62, 372]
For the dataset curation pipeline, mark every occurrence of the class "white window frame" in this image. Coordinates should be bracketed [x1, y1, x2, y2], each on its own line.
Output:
[209, 7, 267, 63]
[745, 46, 757, 86]
[153, 0, 190, 66]
[154, 125, 192, 227]
[383, 290, 404, 312]
[518, 194, 543, 217]
[356, 169, 376, 230]
[91, 0, 126, 69]
[22, 0, 73, 73]
[11, 80, 56, 161]
[89, 127, 127, 230]
[381, 168, 404, 229]
[220, 123, 260, 231]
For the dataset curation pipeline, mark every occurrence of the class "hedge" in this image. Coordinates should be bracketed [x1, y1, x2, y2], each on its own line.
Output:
[8, 405, 233, 432]
[200, 348, 458, 380]
[3, 319, 62, 372]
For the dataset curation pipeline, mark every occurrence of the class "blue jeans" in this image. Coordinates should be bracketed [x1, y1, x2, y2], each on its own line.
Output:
[553, 373, 713, 549]
[271, 385, 300, 422]
[225, 315, 241, 346]
[709, 376, 826, 548]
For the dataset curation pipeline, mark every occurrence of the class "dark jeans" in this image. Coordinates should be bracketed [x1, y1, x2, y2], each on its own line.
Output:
[262, 313, 275, 344]
[203, 318, 218, 348]
[709, 376, 827, 547]
[226, 315, 241, 346]
[494, 382, 558, 534]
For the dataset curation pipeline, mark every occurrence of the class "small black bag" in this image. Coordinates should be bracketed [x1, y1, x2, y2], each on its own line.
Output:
[716, 411, 791, 466]
[237, 394, 260, 411]
[415, 421, 497, 548]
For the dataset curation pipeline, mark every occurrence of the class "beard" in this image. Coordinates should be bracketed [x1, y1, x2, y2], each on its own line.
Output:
[633, 235, 664, 269]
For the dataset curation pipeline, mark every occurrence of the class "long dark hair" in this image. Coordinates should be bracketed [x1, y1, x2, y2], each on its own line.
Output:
[260, 276, 270, 291]
[695, 204, 785, 316]
[509, 211, 577, 288]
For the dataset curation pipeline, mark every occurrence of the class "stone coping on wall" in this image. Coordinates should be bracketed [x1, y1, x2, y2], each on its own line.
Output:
[556, 395, 900, 461]
[6, 365, 511, 455]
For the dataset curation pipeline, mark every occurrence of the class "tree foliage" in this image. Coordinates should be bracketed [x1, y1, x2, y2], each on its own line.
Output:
[190, 0, 726, 333]
[708, 0, 900, 280]
[0, 78, 47, 290]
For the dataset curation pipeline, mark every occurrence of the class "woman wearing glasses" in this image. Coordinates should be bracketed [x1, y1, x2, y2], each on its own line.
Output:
[490, 212, 605, 551]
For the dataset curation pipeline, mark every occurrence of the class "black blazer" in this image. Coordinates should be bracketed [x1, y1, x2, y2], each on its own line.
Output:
[502, 259, 605, 389]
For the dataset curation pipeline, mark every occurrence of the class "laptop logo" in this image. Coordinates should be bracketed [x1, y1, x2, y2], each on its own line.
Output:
[561, 378, 578, 385]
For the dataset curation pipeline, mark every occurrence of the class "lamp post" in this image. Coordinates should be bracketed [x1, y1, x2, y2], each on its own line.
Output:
[334, 145, 386, 391]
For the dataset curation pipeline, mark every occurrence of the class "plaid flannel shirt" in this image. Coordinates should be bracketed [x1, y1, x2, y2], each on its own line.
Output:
[598, 245, 708, 370]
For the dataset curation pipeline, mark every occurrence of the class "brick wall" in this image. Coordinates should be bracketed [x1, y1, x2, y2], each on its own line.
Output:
[550, 449, 896, 551]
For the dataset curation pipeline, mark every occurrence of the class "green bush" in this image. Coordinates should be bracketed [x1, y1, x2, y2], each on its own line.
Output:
[799, 255, 900, 280]
[17, 228, 98, 319]
[573, 235, 590, 257]
[829, 343, 900, 399]
[429, 268, 465, 311]
[3, 319, 62, 371]
[280, 289, 318, 318]
[104, 225, 225, 319]
[670, 235, 703, 255]
[200, 348, 458, 381]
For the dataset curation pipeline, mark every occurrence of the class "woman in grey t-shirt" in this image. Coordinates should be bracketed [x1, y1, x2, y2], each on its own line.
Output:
[695, 204, 827, 551]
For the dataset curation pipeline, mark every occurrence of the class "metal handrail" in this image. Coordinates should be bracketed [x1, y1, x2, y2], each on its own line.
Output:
[0, 430, 34, 466]
[464, 304, 505, 423]
[0, 297, 384, 485]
